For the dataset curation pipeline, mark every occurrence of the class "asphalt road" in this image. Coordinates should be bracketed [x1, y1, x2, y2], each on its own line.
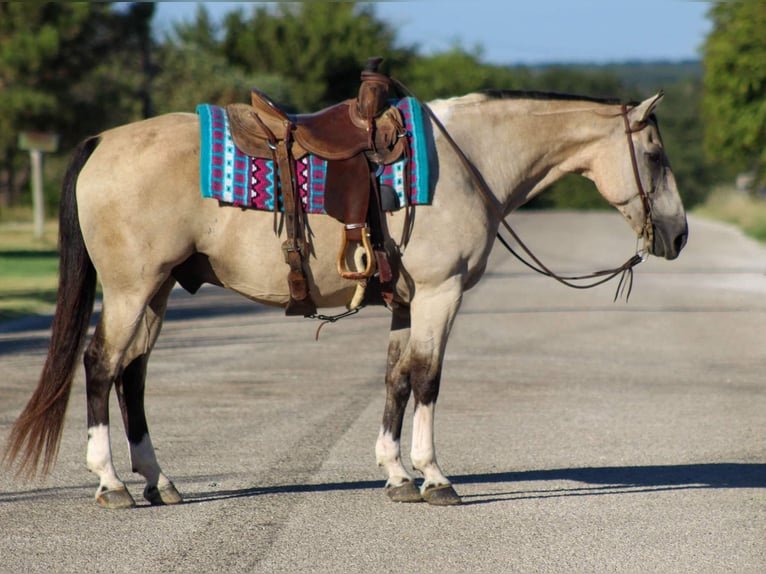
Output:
[1, 212, 764, 573]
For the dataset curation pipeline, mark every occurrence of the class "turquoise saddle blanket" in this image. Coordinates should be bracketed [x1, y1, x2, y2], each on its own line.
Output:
[197, 97, 431, 213]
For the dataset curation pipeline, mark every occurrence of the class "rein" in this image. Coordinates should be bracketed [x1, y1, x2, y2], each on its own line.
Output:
[393, 78, 652, 301]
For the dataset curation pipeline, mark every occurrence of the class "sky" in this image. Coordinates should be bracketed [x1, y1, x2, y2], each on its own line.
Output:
[153, 1, 713, 65]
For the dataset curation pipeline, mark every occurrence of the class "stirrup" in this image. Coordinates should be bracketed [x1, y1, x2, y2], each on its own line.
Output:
[336, 223, 375, 280]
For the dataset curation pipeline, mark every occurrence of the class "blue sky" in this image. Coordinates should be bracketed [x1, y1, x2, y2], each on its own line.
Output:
[154, 1, 712, 65]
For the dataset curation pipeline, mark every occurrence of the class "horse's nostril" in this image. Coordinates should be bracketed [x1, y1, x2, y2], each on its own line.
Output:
[673, 230, 687, 254]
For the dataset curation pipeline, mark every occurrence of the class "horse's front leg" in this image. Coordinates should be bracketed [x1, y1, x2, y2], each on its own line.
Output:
[408, 281, 463, 506]
[376, 304, 422, 502]
[378, 279, 464, 506]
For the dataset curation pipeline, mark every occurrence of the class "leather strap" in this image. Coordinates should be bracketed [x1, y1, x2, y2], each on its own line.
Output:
[621, 105, 654, 250]
[272, 124, 316, 316]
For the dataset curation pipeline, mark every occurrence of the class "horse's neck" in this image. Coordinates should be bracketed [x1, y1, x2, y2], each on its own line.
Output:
[436, 95, 616, 212]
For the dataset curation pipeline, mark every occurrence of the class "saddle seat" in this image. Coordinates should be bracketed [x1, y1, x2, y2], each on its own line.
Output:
[223, 58, 406, 316]
[227, 89, 405, 164]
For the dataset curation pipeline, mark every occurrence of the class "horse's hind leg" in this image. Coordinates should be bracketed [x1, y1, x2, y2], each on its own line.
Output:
[84, 300, 143, 508]
[113, 278, 182, 506]
[84, 281, 171, 508]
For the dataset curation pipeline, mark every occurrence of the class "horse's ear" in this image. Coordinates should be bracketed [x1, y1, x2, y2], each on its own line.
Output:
[628, 90, 664, 128]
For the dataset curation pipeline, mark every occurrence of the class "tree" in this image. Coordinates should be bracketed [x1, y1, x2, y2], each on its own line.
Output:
[702, 2, 766, 186]
[0, 2, 155, 207]
[153, 5, 292, 114]
[654, 77, 715, 208]
[399, 48, 526, 100]
[222, 2, 414, 112]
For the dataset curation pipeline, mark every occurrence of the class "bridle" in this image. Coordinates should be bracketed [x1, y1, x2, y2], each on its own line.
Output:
[394, 78, 655, 300]
[620, 104, 655, 254]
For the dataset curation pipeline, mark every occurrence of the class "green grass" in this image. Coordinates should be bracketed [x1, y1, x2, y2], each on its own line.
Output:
[0, 218, 60, 322]
[693, 186, 766, 243]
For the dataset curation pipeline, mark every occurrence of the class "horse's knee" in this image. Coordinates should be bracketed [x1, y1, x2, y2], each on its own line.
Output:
[410, 352, 442, 406]
[382, 372, 410, 420]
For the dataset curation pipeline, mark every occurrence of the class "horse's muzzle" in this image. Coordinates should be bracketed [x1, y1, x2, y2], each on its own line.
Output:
[651, 217, 688, 260]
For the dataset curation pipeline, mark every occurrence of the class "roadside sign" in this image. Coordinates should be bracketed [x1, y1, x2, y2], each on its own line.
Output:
[18, 131, 59, 153]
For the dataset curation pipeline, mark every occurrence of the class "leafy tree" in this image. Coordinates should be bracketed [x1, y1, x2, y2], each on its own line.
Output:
[654, 77, 716, 208]
[702, 1, 766, 186]
[0, 2, 155, 207]
[529, 66, 631, 100]
[221, 2, 414, 112]
[153, 5, 293, 114]
[399, 48, 527, 100]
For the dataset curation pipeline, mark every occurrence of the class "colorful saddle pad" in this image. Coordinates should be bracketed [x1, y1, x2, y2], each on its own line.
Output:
[197, 97, 431, 213]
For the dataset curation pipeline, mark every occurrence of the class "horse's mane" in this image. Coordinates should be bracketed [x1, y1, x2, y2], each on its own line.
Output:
[481, 89, 637, 107]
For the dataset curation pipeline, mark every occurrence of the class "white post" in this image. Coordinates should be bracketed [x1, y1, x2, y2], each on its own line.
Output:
[30, 148, 45, 240]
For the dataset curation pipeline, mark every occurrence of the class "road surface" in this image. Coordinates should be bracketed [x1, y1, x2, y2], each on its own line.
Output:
[1, 212, 764, 573]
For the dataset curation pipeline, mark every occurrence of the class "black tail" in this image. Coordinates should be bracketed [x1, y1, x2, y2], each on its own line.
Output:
[4, 137, 101, 477]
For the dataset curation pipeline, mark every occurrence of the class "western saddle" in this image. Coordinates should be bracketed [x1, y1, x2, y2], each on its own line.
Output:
[226, 57, 408, 316]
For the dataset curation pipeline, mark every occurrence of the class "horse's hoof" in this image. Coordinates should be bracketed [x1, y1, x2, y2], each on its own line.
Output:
[385, 480, 423, 503]
[96, 487, 136, 509]
[422, 483, 462, 506]
[144, 482, 183, 506]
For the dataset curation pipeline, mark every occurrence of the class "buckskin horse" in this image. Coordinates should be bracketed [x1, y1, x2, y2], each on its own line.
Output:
[4, 81, 688, 507]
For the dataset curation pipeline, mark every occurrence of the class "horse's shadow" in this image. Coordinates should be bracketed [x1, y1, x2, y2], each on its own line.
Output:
[1, 463, 762, 506]
[183, 462, 765, 506]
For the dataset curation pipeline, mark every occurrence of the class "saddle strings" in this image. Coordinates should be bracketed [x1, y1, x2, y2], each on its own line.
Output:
[390, 76, 647, 301]
[310, 304, 366, 339]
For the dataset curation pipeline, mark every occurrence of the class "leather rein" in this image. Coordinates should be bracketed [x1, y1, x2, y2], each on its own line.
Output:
[394, 78, 653, 301]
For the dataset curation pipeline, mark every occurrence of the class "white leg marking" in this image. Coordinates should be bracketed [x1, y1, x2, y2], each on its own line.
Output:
[86, 424, 124, 493]
[411, 403, 449, 489]
[130, 434, 171, 489]
[376, 428, 413, 487]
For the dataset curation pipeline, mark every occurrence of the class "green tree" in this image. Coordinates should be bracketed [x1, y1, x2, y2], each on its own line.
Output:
[528, 66, 631, 100]
[222, 2, 414, 111]
[654, 77, 716, 208]
[702, 1, 766, 186]
[153, 5, 292, 114]
[0, 2, 155, 207]
[399, 48, 527, 100]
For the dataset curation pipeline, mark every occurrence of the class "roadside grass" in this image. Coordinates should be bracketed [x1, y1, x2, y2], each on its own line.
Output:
[693, 185, 766, 243]
[0, 217, 59, 322]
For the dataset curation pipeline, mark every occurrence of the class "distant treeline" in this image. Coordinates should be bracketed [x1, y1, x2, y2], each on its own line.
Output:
[0, 3, 736, 215]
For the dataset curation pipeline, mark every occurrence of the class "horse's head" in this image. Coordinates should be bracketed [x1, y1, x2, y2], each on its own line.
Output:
[589, 93, 688, 260]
